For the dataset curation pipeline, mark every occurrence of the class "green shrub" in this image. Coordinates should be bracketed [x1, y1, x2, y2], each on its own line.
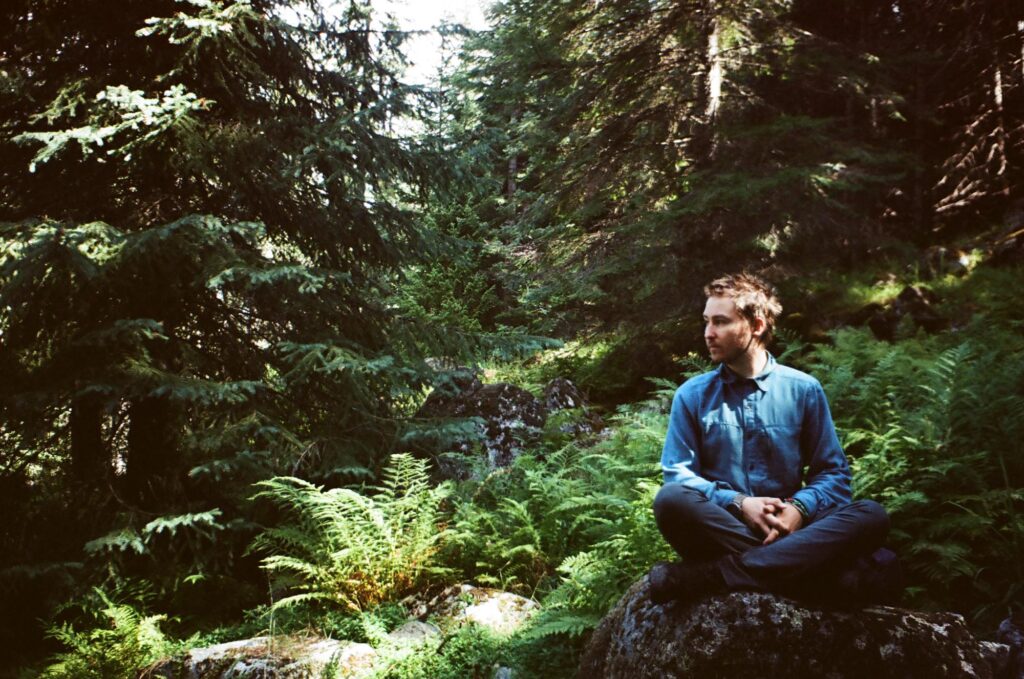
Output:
[799, 267, 1024, 627]
[251, 453, 453, 613]
[38, 591, 179, 679]
[368, 624, 507, 679]
[446, 381, 677, 628]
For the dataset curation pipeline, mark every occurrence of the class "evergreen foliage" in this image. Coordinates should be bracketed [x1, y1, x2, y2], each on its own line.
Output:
[4, 0, 1024, 676]
[0, 0, 530, 664]
[447, 0, 1023, 400]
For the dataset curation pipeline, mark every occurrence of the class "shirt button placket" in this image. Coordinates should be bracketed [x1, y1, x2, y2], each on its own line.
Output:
[744, 393, 756, 480]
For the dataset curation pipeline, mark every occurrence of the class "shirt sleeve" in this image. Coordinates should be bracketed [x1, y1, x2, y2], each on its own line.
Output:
[661, 386, 741, 510]
[791, 381, 852, 521]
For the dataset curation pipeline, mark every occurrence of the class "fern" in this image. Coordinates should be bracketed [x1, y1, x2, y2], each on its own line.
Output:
[445, 385, 674, 630]
[801, 295, 1024, 627]
[251, 453, 452, 612]
[519, 611, 601, 640]
[38, 590, 180, 679]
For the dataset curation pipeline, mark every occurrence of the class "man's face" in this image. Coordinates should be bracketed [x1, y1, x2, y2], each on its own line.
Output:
[703, 295, 757, 364]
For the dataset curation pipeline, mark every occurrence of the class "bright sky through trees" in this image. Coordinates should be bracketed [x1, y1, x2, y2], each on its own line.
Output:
[377, 0, 491, 84]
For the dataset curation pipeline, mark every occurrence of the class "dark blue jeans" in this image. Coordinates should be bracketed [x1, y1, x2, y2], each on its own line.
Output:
[653, 484, 890, 598]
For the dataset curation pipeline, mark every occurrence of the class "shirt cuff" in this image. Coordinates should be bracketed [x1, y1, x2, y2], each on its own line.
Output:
[716, 489, 742, 511]
[792, 489, 818, 521]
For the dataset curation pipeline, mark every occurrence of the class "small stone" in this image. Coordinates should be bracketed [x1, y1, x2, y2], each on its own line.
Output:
[387, 620, 441, 645]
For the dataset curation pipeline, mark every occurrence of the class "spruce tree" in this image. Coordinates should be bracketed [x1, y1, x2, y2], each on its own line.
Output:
[0, 0, 463, 659]
[458, 0, 1024, 398]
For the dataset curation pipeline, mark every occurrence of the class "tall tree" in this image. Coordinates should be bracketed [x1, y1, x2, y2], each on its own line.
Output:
[0, 0, 469, 659]
[458, 0, 911, 399]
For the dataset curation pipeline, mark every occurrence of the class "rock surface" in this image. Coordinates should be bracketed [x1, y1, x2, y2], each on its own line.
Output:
[543, 377, 587, 411]
[405, 583, 540, 636]
[996, 608, 1024, 678]
[416, 375, 546, 475]
[144, 585, 537, 678]
[579, 578, 1008, 679]
[143, 635, 376, 678]
[416, 371, 598, 478]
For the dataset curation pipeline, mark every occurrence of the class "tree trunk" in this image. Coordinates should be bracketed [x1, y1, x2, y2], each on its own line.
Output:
[507, 153, 517, 198]
[991, 43, 1009, 196]
[703, 0, 723, 160]
[126, 395, 177, 508]
[911, 66, 926, 235]
[70, 391, 107, 487]
[1018, 18, 1023, 86]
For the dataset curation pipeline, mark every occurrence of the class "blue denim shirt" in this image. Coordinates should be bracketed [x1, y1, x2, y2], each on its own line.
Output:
[661, 355, 851, 521]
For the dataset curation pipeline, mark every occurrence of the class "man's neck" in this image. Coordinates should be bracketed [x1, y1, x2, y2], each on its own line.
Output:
[726, 346, 768, 379]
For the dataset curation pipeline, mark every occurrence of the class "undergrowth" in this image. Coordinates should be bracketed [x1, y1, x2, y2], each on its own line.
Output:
[36, 589, 186, 679]
[445, 381, 678, 644]
[29, 265, 1024, 676]
[251, 453, 453, 613]
[800, 268, 1024, 626]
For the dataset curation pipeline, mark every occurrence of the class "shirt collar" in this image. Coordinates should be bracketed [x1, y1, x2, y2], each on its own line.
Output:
[718, 353, 776, 392]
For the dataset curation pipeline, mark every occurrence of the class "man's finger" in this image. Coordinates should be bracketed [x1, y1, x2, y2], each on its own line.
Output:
[762, 528, 780, 545]
[764, 514, 792, 536]
[754, 516, 775, 537]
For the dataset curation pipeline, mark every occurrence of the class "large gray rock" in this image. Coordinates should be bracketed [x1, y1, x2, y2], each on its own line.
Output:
[416, 376, 546, 476]
[579, 579, 1009, 679]
[414, 371, 603, 479]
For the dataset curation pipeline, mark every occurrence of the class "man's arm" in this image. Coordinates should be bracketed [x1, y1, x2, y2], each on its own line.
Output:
[790, 381, 852, 521]
[660, 386, 742, 511]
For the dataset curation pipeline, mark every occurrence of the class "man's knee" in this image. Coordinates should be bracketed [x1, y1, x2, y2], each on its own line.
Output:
[847, 499, 890, 542]
[653, 484, 710, 526]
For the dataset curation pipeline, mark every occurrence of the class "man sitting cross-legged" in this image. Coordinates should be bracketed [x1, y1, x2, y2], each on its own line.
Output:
[649, 273, 897, 605]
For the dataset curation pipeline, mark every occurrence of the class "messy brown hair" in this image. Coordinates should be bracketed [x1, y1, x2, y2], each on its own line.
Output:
[704, 273, 782, 345]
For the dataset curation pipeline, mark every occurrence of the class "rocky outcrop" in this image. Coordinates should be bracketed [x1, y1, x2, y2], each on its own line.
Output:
[852, 284, 949, 341]
[579, 578, 1009, 679]
[996, 608, 1024, 678]
[142, 635, 377, 678]
[405, 584, 540, 636]
[543, 377, 586, 411]
[415, 370, 599, 479]
[417, 378, 546, 475]
[144, 586, 537, 678]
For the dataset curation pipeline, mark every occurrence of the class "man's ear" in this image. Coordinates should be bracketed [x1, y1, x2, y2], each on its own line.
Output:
[752, 316, 768, 338]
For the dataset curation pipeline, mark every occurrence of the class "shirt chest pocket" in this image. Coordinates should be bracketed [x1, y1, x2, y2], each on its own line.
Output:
[759, 423, 803, 494]
[700, 413, 743, 464]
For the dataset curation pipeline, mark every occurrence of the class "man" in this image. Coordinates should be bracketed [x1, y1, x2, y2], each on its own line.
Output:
[649, 273, 892, 605]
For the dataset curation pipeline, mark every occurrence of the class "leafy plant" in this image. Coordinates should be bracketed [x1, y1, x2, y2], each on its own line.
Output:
[446, 381, 676, 630]
[368, 624, 507, 679]
[800, 269, 1024, 627]
[38, 590, 180, 679]
[252, 453, 453, 612]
